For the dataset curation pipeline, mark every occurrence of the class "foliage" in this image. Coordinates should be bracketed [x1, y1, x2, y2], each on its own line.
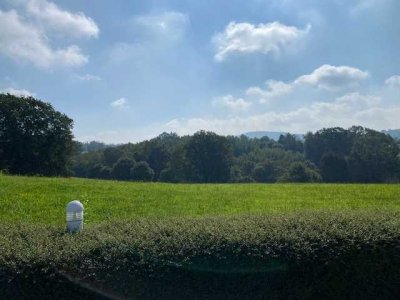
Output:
[1, 175, 399, 298]
[278, 133, 303, 153]
[111, 158, 135, 180]
[348, 128, 400, 182]
[131, 161, 154, 181]
[69, 126, 400, 183]
[102, 147, 124, 167]
[251, 160, 277, 182]
[146, 143, 170, 180]
[320, 152, 349, 182]
[304, 127, 352, 165]
[1, 95, 398, 183]
[0, 94, 73, 176]
[1, 212, 399, 299]
[185, 130, 232, 182]
[280, 162, 322, 182]
[304, 126, 400, 183]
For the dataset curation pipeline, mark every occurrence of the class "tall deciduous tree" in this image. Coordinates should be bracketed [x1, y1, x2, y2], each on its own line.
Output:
[185, 131, 232, 182]
[320, 152, 349, 182]
[252, 160, 277, 182]
[304, 127, 352, 166]
[348, 129, 400, 182]
[280, 162, 321, 183]
[112, 158, 135, 180]
[278, 133, 303, 153]
[0, 94, 73, 176]
[147, 143, 170, 180]
[131, 161, 154, 181]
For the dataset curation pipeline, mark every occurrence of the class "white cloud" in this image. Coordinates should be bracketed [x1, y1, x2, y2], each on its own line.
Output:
[353, 106, 400, 129]
[76, 128, 161, 144]
[246, 80, 293, 103]
[133, 11, 189, 42]
[213, 21, 311, 61]
[385, 75, 400, 88]
[73, 74, 101, 81]
[294, 64, 369, 90]
[0, 9, 88, 69]
[0, 87, 35, 97]
[166, 93, 394, 135]
[23, 0, 99, 38]
[111, 97, 129, 110]
[218, 65, 368, 108]
[212, 95, 251, 111]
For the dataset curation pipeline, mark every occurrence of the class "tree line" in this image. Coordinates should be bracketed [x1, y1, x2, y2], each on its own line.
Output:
[1, 94, 400, 183]
[72, 128, 400, 183]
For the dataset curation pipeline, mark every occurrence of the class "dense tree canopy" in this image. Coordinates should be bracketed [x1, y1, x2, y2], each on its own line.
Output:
[1, 96, 398, 183]
[305, 126, 400, 183]
[304, 127, 352, 166]
[70, 126, 400, 183]
[131, 161, 154, 181]
[278, 133, 303, 153]
[348, 128, 400, 182]
[0, 94, 73, 176]
[320, 152, 349, 183]
[185, 131, 232, 183]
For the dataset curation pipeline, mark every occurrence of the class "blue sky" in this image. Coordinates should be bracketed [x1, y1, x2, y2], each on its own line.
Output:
[0, 0, 399, 143]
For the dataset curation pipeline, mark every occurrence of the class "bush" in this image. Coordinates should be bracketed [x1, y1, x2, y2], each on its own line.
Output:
[252, 160, 277, 182]
[280, 162, 321, 182]
[320, 152, 349, 182]
[159, 168, 180, 182]
[1, 212, 399, 299]
[111, 158, 135, 180]
[130, 161, 154, 181]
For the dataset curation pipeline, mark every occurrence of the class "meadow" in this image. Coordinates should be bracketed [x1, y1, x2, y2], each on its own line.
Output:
[0, 174, 399, 299]
[1, 175, 399, 224]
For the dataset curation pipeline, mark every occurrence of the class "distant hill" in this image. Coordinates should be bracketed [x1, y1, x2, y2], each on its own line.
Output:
[244, 131, 304, 141]
[76, 140, 116, 153]
[244, 129, 400, 141]
[382, 129, 400, 139]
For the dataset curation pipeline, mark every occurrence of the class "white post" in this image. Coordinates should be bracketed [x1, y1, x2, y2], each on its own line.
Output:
[66, 200, 84, 233]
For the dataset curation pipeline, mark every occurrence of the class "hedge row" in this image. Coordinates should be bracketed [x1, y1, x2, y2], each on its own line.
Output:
[1, 211, 399, 299]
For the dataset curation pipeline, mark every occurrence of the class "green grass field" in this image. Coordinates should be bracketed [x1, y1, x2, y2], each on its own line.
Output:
[1, 174, 399, 225]
[1, 174, 400, 299]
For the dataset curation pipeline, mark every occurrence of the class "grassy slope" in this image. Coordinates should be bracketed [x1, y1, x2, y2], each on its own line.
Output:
[0, 175, 399, 225]
[1, 175, 399, 299]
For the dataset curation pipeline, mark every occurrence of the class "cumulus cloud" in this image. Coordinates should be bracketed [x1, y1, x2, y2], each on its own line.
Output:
[212, 95, 251, 111]
[111, 97, 129, 110]
[0, 9, 88, 69]
[353, 106, 400, 129]
[0, 87, 35, 97]
[0, 1, 98, 69]
[213, 21, 311, 61]
[133, 11, 189, 42]
[23, 0, 99, 38]
[294, 64, 369, 90]
[246, 80, 293, 103]
[165, 93, 394, 135]
[385, 75, 400, 88]
[218, 65, 368, 108]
